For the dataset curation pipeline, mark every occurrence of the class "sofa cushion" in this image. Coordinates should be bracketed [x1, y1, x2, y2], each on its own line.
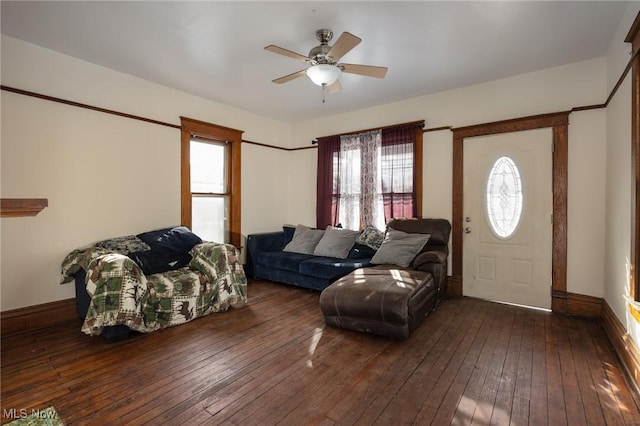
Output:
[128, 249, 192, 275]
[348, 243, 377, 259]
[387, 218, 451, 254]
[299, 257, 372, 280]
[137, 226, 202, 253]
[371, 228, 431, 268]
[283, 225, 296, 246]
[313, 226, 360, 259]
[283, 224, 325, 255]
[257, 251, 314, 273]
[95, 235, 151, 255]
[355, 225, 385, 250]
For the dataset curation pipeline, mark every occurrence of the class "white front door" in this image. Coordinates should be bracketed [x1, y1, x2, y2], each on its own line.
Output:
[463, 128, 553, 309]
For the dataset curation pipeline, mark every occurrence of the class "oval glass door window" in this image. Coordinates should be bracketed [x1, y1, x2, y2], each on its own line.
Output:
[485, 156, 523, 239]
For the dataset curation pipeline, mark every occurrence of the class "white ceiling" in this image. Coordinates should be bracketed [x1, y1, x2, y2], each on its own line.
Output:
[0, 1, 631, 123]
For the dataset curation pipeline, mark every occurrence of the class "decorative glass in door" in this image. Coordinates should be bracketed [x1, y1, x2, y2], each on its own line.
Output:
[485, 156, 523, 239]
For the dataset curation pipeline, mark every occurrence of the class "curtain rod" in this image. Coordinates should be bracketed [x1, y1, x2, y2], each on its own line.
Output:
[312, 119, 425, 144]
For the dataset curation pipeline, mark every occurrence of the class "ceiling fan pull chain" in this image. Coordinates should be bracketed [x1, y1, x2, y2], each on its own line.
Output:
[321, 83, 326, 103]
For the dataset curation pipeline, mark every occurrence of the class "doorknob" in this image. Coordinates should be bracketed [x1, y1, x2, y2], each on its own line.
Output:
[464, 227, 471, 234]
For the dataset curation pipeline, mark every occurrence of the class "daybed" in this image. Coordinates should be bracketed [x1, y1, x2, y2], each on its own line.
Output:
[61, 226, 247, 340]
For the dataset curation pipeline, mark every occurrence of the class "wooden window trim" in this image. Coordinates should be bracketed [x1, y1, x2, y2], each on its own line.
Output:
[451, 111, 569, 313]
[626, 13, 640, 302]
[180, 117, 243, 247]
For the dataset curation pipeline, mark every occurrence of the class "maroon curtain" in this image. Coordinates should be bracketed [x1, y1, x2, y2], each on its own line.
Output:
[381, 126, 417, 221]
[316, 136, 340, 229]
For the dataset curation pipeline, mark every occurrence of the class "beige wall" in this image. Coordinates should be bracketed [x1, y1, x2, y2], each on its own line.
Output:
[604, 4, 639, 345]
[1, 36, 292, 310]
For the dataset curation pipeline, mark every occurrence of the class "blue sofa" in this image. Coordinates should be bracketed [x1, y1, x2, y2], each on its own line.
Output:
[245, 226, 374, 291]
[249, 219, 452, 339]
[246, 219, 451, 297]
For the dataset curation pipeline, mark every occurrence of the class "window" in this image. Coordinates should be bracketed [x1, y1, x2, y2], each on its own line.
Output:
[380, 134, 416, 221]
[316, 122, 423, 230]
[190, 139, 229, 243]
[180, 117, 242, 247]
[485, 156, 523, 239]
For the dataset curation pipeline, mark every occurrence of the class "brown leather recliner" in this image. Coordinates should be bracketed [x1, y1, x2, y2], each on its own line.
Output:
[319, 218, 451, 339]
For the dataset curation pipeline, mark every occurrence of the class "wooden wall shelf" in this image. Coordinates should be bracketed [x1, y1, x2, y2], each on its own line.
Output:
[1, 198, 48, 218]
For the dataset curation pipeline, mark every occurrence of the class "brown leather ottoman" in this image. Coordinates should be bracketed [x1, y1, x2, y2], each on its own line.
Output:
[319, 266, 436, 339]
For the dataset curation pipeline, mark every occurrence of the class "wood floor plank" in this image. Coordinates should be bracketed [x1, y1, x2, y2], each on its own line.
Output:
[545, 313, 568, 426]
[205, 335, 344, 424]
[275, 333, 390, 425]
[2, 280, 640, 425]
[509, 310, 535, 425]
[350, 298, 484, 425]
[247, 333, 382, 425]
[358, 298, 482, 424]
[449, 300, 507, 425]
[469, 304, 517, 425]
[564, 316, 607, 425]
[412, 300, 493, 424]
[555, 313, 588, 425]
[324, 298, 473, 424]
[528, 310, 549, 426]
[588, 321, 640, 425]
[489, 307, 525, 425]
[82, 290, 325, 424]
[426, 299, 500, 425]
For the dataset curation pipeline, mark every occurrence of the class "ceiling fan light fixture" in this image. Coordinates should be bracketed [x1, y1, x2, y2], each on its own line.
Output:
[306, 64, 341, 86]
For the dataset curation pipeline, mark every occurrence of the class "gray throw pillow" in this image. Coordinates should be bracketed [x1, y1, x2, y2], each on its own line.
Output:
[283, 225, 325, 255]
[313, 226, 360, 259]
[371, 228, 431, 268]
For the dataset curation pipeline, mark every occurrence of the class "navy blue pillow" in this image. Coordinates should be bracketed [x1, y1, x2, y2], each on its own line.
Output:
[128, 249, 192, 275]
[136, 226, 202, 254]
[283, 226, 296, 246]
[348, 243, 377, 259]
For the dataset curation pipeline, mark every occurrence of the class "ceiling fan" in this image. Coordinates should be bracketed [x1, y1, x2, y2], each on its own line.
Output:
[264, 29, 388, 100]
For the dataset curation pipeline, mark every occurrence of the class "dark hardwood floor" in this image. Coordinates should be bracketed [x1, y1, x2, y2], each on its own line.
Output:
[2, 280, 640, 425]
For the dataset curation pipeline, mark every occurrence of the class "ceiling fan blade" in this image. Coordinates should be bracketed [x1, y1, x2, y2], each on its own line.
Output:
[326, 32, 361, 61]
[272, 69, 307, 84]
[264, 45, 310, 63]
[327, 80, 342, 94]
[339, 63, 388, 79]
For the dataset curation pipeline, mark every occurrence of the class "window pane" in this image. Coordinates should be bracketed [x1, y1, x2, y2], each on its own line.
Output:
[190, 140, 226, 193]
[486, 156, 523, 239]
[337, 147, 361, 230]
[381, 144, 413, 193]
[192, 195, 228, 243]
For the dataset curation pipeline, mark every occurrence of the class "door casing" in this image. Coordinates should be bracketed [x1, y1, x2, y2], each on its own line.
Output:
[462, 129, 553, 309]
[451, 111, 570, 314]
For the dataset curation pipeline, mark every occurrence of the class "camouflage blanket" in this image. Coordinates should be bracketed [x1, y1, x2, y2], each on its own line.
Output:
[61, 242, 247, 335]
